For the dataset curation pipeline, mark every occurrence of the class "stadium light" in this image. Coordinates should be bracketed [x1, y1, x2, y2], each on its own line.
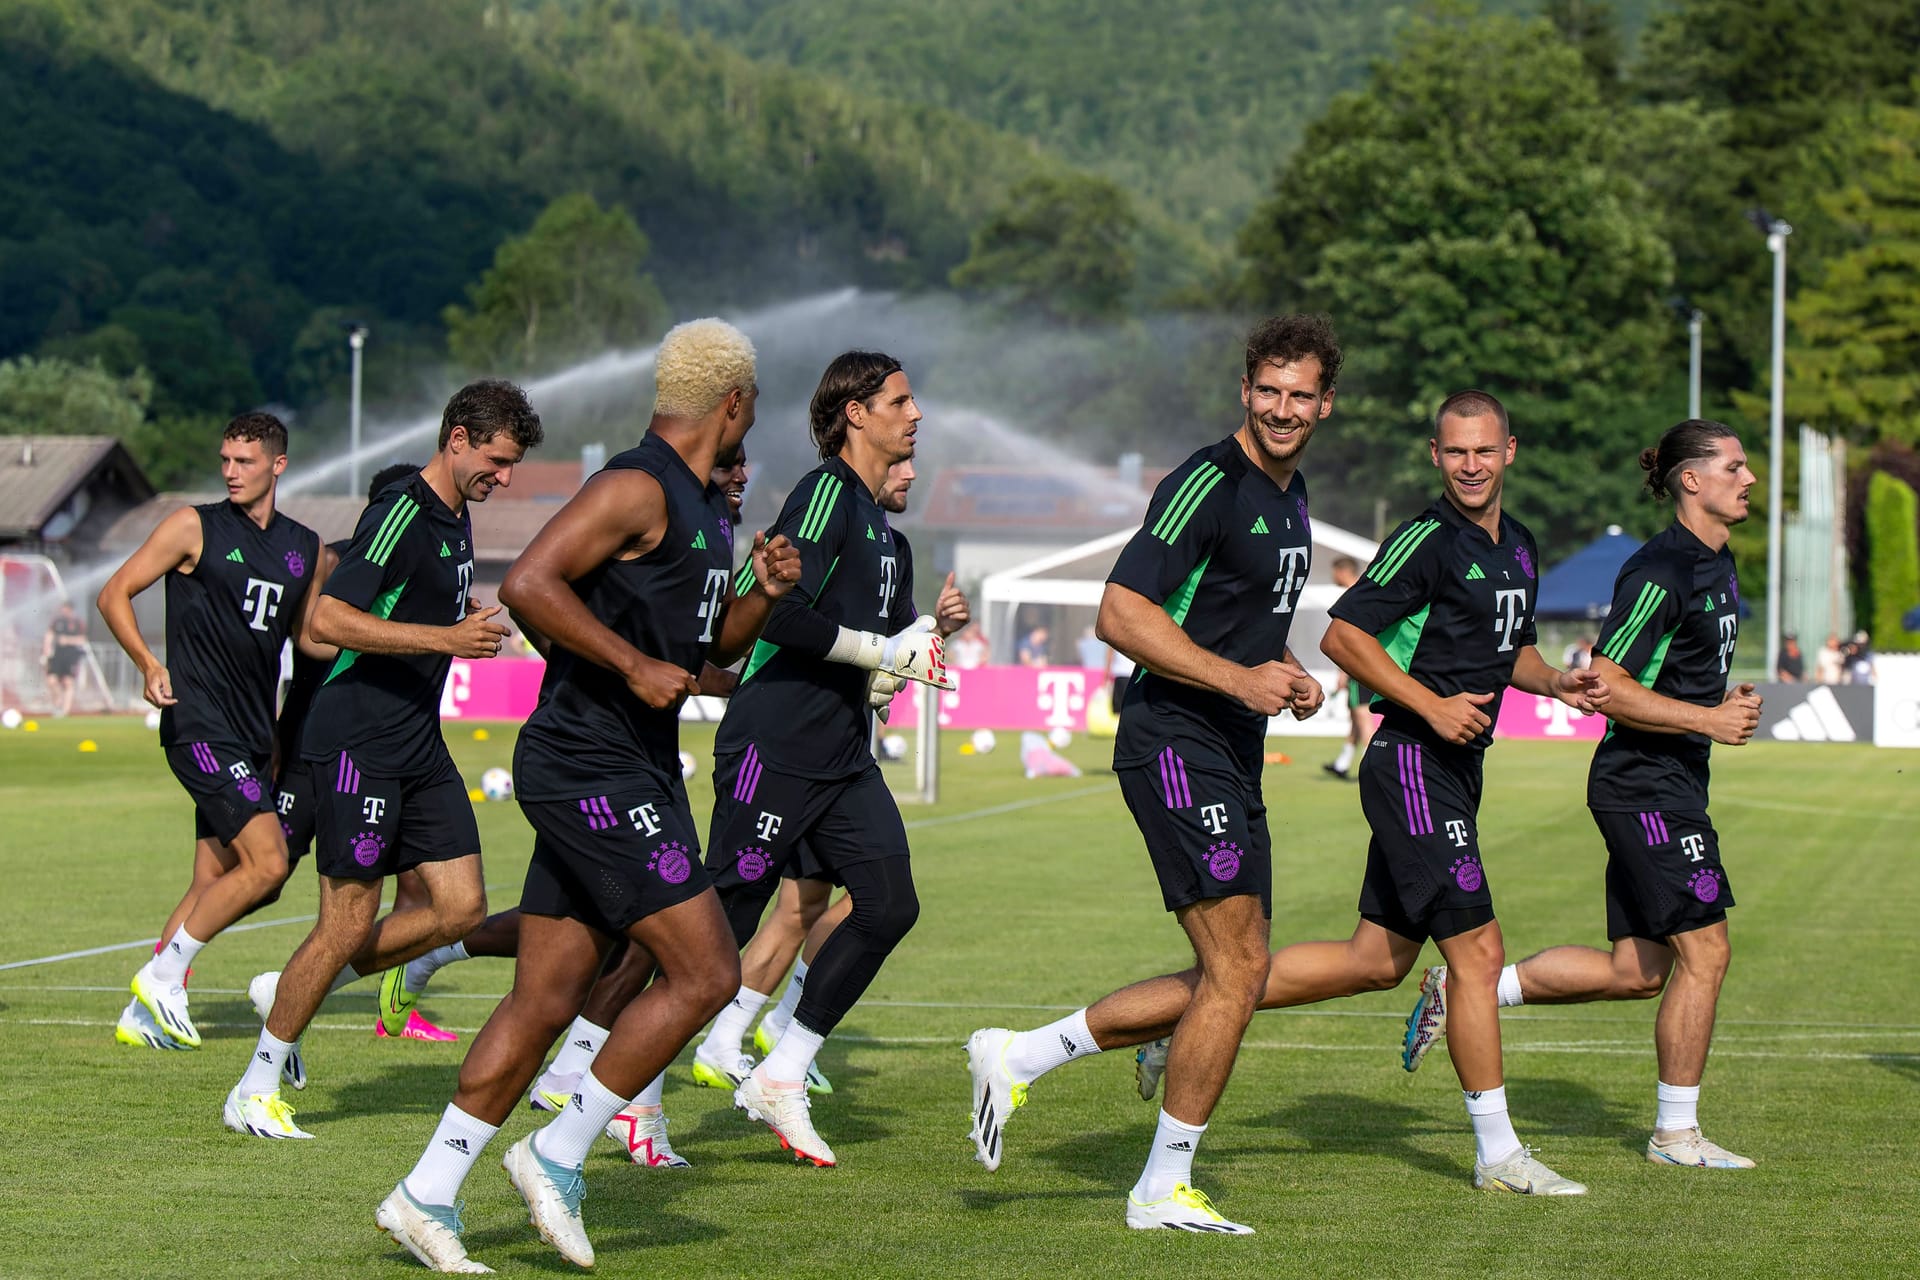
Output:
[1747, 209, 1791, 682]
[345, 323, 369, 497]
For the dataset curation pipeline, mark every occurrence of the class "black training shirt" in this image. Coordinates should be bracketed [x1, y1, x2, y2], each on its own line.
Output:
[1107, 436, 1313, 778]
[1587, 522, 1740, 811]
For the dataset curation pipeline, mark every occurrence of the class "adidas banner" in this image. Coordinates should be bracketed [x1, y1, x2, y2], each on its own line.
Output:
[1754, 682, 1874, 744]
[1872, 654, 1920, 748]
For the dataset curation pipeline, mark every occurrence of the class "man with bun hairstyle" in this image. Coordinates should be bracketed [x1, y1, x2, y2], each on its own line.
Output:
[1403, 419, 1761, 1172]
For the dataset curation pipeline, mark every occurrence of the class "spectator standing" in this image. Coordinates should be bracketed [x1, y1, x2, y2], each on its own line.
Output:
[1815, 633, 1845, 685]
[1775, 634, 1803, 683]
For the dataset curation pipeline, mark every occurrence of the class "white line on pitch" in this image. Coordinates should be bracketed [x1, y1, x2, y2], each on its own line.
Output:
[16, 1017, 1918, 1062]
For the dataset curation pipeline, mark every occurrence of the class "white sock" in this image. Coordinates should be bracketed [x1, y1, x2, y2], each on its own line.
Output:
[632, 1070, 666, 1110]
[1496, 964, 1524, 1007]
[1463, 1085, 1522, 1165]
[760, 1019, 827, 1086]
[1005, 1009, 1101, 1082]
[762, 960, 808, 1041]
[239, 1028, 297, 1096]
[705, 986, 770, 1057]
[330, 964, 362, 993]
[403, 1104, 499, 1208]
[1333, 743, 1355, 772]
[149, 927, 206, 985]
[1655, 1080, 1700, 1132]
[546, 1017, 610, 1079]
[405, 942, 469, 992]
[1131, 1110, 1206, 1202]
[533, 1069, 627, 1169]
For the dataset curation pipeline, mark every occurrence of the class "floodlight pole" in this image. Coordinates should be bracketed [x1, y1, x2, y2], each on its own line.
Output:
[1687, 309, 1703, 421]
[347, 325, 368, 497]
[1762, 219, 1791, 683]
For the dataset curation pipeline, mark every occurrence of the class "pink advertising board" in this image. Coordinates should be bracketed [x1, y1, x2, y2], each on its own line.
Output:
[441, 659, 1607, 743]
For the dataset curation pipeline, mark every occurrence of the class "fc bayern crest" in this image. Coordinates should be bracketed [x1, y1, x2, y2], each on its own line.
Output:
[651, 841, 693, 885]
[1514, 545, 1535, 580]
[735, 846, 769, 881]
[285, 550, 306, 578]
[351, 832, 387, 867]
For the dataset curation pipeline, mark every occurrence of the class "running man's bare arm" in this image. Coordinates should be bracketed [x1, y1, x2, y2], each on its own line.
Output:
[1510, 645, 1609, 713]
[1588, 655, 1761, 744]
[96, 506, 203, 708]
[292, 545, 339, 662]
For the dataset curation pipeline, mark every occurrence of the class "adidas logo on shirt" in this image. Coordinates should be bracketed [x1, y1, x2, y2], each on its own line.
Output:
[439, 542, 452, 558]
[1250, 516, 1269, 534]
[865, 525, 877, 540]
[1465, 564, 1485, 581]
[692, 530, 708, 550]
[226, 549, 245, 563]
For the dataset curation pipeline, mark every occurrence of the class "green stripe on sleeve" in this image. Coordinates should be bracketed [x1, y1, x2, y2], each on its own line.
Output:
[797, 475, 843, 543]
[734, 562, 757, 595]
[367, 497, 419, 567]
[1151, 463, 1225, 545]
[1367, 520, 1441, 585]
[1600, 582, 1668, 664]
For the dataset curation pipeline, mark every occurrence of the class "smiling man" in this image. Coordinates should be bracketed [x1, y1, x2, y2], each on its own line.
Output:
[226, 380, 543, 1139]
[1403, 419, 1762, 1172]
[966, 315, 1335, 1233]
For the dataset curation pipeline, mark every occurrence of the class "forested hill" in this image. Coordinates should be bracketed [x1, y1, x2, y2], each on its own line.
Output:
[621, 0, 1662, 244]
[1, 0, 1083, 433]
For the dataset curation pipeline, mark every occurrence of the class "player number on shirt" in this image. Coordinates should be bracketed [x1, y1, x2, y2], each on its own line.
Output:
[1271, 545, 1308, 614]
[1493, 588, 1528, 653]
[877, 555, 897, 620]
[696, 568, 731, 643]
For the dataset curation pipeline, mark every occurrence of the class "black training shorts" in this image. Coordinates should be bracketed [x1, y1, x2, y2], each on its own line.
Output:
[1590, 807, 1732, 941]
[1115, 740, 1271, 918]
[1355, 732, 1495, 944]
[519, 771, 713, 936]
[165, 740, 276, 846]
[311, 748, 479, 881]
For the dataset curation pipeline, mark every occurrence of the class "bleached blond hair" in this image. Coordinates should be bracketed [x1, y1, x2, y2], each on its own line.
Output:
[653, 318, 757, 419]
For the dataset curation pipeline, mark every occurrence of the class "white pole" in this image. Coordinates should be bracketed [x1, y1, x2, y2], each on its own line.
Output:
[1688, 309, 1703, 420]
[348, 327, 367, 497]
[1765, 223, 1791, 682]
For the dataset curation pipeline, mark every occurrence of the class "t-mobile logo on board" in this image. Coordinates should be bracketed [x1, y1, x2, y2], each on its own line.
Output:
[1681, 833, 1707, 863]
[1492, 589, 1528, 652]
[1199, 803, 1229, 835]
[242, 578, 284, 632]
[628, 803, 661, 836]
[1445, 819, 1471, 847]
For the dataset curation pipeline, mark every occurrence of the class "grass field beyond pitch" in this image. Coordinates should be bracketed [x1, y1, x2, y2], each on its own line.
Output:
[0, 718, 1915, 1278]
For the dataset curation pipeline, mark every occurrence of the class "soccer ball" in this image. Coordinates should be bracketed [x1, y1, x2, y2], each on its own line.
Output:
[679, 751, 698, 780]
[880, 733, 908, 761]
[144, 708, 163, 731]
[480, 767, 514, 802]
[1047, 726, 1072, 750]
[970, 728, 997, 755]
[0, 708, 21, 730]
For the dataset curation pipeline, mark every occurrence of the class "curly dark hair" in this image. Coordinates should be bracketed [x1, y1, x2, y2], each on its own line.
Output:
[438, 379, 545, 451]
[1640, 419, 1739, 500]
[223, 412, 288, 458]
[808, 350, 903, 460]
[1245, 314, 1343, 392]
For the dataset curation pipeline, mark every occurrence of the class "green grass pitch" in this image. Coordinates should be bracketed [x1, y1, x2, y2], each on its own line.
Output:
[0, 717, 1915, 1277]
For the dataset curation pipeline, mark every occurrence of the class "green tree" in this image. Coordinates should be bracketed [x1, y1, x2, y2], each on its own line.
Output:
[0, 354, 150, 438]
[1782, 105, 1920, 445]
[1238, 8, 1673, 545]
[951, 173, 1138, 322]
[444, 193, 667, 374]
[1865, 471, 1920, 649]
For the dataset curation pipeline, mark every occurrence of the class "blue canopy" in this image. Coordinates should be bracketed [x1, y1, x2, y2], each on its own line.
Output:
[1536, 528, 1639, 621]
